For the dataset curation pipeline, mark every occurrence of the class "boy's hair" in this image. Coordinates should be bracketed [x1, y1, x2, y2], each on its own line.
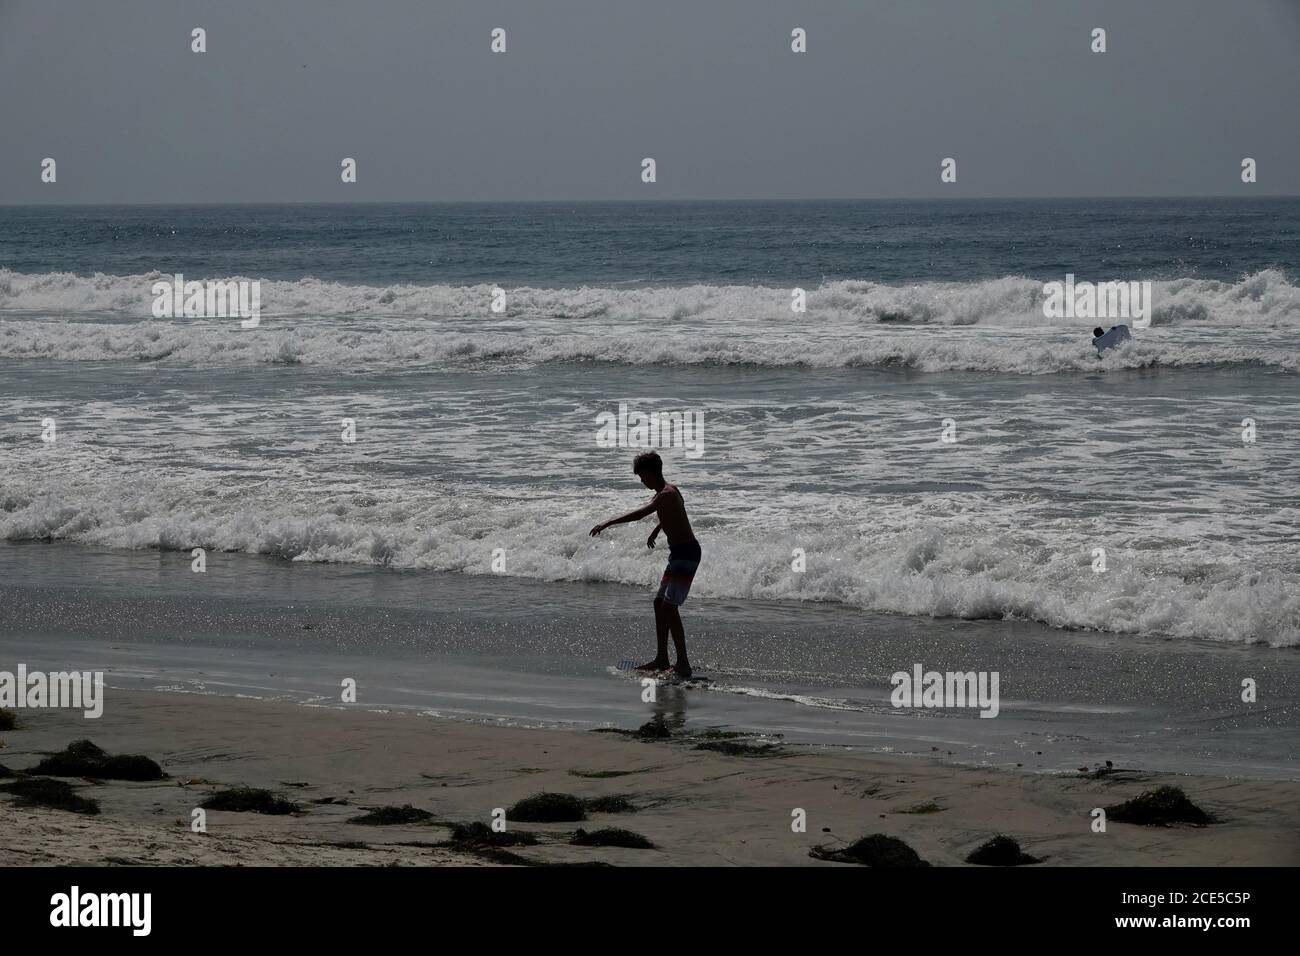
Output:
[1093, 327, 1104, 337]
[632, 451, 663, 478]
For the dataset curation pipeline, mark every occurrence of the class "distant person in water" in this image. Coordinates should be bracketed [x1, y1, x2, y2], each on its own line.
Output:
[1092, 324, 1132, 355]
[590, 451, 701, 678]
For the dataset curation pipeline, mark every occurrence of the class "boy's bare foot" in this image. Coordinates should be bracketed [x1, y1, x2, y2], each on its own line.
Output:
[636, 658, 671, 671]
[670, 663, 692, 680]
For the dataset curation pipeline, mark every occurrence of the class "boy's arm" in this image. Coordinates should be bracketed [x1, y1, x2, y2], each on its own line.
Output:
[590, 495, 661, 537]
[646, 522, 662, 548]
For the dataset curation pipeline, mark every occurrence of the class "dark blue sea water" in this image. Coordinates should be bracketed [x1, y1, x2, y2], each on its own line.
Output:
[3, 197, 1298, 284]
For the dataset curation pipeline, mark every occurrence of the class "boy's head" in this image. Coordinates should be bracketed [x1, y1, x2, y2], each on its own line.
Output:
[632, 451, 664, 489]
[1093, 327, 1104, 338]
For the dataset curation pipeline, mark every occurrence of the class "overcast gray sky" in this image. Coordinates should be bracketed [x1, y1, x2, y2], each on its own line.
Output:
[2, 0, 1298, 203]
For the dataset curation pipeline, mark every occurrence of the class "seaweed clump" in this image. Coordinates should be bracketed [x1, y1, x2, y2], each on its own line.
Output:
[347, 804, 433, 825]
[965, 835, 1040, 866]
[1106, 786, 1214, 826]
[200, 787, 299, 815]
[34, 740, 164, 781]
[810, 834, 930, 867]
[0, 777, 100, 815]
[447, 821, 538, 848]
[572, 827, 654, 849]
[508, 792, 587, 823]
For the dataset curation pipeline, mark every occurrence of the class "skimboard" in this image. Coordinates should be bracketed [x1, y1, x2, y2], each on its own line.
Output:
[612, 661, 712, 687]
[1092, 324, 1131, 354]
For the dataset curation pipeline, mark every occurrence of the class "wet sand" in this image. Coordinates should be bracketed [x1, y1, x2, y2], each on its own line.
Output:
[3, 689, 1297, 867]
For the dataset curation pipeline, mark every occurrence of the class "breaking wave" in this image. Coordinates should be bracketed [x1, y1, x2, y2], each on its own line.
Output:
[1, 268, 1298, 373]
[3, 453, 1296, 647]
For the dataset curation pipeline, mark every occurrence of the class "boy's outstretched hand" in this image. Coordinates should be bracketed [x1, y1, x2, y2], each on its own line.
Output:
[589, 523, 607, 537]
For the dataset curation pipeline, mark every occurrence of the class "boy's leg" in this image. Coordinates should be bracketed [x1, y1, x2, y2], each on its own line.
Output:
[666, 604, 690, 678]
[638, 597, 671, 670]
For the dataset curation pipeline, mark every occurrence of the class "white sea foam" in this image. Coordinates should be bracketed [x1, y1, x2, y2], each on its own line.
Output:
[4, 267, 1296, 646]
[1, 318, 1297, 372]
[1, 268, 1298, 372]
[3, 449, 1296, 647]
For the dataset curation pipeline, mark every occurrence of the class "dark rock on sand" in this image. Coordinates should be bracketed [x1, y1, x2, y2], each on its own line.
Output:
[637, 717, 672, 739]
[572, 827, 655, 849]
[1106, 786, 1215, 826]
[965, 835, 1040, 866]
[509, 792, 587, 822]
[200, 787, 299, 815]
[34, 740, 164, 781]
[0, 777, 100, 815]
[440, 822, 545, 866]
[347, 804, 433, 825]
[810, 834, 930, 867]
[448, 821, 538, 848]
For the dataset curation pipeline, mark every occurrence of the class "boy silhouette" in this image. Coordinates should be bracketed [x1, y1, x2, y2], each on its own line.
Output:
[590, 452, 701, 678]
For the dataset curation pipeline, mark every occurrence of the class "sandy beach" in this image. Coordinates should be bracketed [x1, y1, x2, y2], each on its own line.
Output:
[3, 7, 1300, 935]
[3, 689, 1297, 867]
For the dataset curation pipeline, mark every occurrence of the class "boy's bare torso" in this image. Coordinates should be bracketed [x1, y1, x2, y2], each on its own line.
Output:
[654, 484, 696, 546]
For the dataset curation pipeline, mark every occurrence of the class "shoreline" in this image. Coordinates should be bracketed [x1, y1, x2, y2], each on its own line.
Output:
[3, 539, 1298, 781]
[3, 689, 1297, 867]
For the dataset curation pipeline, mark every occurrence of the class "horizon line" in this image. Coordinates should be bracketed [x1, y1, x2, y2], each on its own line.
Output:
[1, 193, 1295, 209]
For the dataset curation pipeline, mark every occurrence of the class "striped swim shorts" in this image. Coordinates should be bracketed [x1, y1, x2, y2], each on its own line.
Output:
[655, 540, 702, 606]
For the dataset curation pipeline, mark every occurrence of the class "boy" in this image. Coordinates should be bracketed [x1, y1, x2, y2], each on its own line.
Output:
[590, 451, 701, 678]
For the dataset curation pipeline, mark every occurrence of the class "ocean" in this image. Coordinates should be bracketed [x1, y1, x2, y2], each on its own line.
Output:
[2, 199, 1298, 775]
